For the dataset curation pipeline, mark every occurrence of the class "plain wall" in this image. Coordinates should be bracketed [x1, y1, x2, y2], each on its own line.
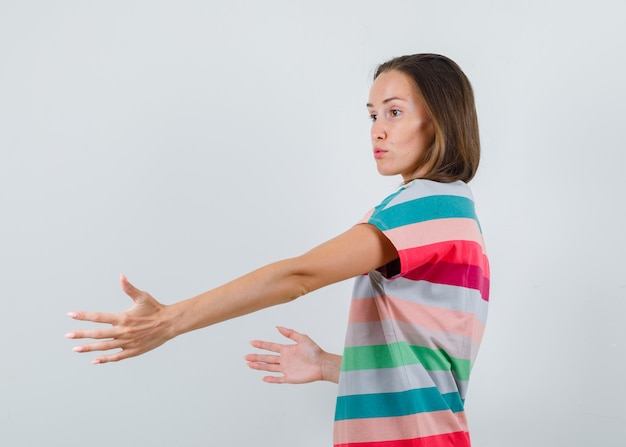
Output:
[1, 1, 625, 445]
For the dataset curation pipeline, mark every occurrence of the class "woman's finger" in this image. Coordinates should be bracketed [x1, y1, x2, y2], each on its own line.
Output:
[249, 339, 284, 353]
[245, 353, 280, 364]
[247, 361, 282, 373]
[65, 327, 120, 340]
[92, 349, 134, 365]
[262, 375, 286, 384]
[68, 311, 118, 325]
[120, 274, 148, 304]
[276, 326, 307, 343]
[72, 339, 124, 353]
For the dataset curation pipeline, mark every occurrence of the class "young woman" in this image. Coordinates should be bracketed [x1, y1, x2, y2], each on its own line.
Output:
[68, 53, 489, 447]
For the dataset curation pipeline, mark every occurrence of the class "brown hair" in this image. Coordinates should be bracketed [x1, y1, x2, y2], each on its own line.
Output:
[375, 54, 480, 183]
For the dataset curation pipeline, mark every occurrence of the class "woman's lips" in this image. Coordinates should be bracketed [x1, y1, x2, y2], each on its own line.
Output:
[374, 148, 387, 159]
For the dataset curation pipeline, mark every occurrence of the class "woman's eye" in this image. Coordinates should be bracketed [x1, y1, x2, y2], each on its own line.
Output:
[390, 109, 401, 117]
[369, 114, 378, 122]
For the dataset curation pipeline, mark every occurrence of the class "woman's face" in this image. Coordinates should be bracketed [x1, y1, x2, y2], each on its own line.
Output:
[367, 70, 435, 182]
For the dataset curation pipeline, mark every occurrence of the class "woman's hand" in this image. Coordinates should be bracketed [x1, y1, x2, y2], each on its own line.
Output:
[66, 275, 174, 364]
[245, 326, 341, 384]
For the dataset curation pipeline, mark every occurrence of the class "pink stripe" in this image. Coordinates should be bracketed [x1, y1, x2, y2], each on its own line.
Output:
[348, 296, 485, 345]
[384, 218, 486, 253]
[334, 411, 468, 445]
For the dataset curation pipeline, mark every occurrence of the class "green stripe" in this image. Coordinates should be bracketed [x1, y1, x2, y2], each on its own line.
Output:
[370, 195, 479, 231]
[341, 342, 471, 381]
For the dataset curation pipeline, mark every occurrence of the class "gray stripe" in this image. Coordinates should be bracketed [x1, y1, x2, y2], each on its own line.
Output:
[385, 180, 474, 209]
[337, 365, 468, 397]
[352, 275, 488, 324]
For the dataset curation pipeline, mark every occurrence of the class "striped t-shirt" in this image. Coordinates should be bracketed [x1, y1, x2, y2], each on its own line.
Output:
[334, 179, 490, 447]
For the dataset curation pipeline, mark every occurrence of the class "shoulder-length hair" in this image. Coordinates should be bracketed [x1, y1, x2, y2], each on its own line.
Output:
[375, 54, 480, 183]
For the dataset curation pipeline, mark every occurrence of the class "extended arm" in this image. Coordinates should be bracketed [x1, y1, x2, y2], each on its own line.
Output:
[67, 223, 397, 364]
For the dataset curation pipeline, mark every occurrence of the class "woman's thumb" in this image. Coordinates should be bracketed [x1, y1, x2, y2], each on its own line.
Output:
[120, 274, 144, 303]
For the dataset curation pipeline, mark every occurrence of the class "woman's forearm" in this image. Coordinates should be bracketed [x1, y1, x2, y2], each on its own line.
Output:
[168, 258, 311, 337]
[170, 261, 343, 384]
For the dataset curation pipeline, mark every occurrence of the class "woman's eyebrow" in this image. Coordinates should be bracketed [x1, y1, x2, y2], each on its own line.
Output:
[366, 97, 406, 108]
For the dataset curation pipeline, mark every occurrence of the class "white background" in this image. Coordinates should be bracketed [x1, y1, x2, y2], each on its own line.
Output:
[1, 1, 625, 446]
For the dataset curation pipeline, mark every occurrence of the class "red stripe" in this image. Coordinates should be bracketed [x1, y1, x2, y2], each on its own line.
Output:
[399, 240, 490, 279]
[334, 430, 471, 447]
[402, 261, 489, 302]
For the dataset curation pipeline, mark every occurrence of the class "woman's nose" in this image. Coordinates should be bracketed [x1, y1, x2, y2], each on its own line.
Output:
[371, 120, 386, 140]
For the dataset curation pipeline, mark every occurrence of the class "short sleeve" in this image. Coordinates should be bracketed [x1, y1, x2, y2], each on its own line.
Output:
[358, 180, 482, 279]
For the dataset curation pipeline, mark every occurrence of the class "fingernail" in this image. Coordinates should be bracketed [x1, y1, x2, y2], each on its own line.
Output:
[65, 332, 75, 339]
[67, 312, 77, 318]
[72, 346, 84, 352]
[92, 359, 101, 365]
